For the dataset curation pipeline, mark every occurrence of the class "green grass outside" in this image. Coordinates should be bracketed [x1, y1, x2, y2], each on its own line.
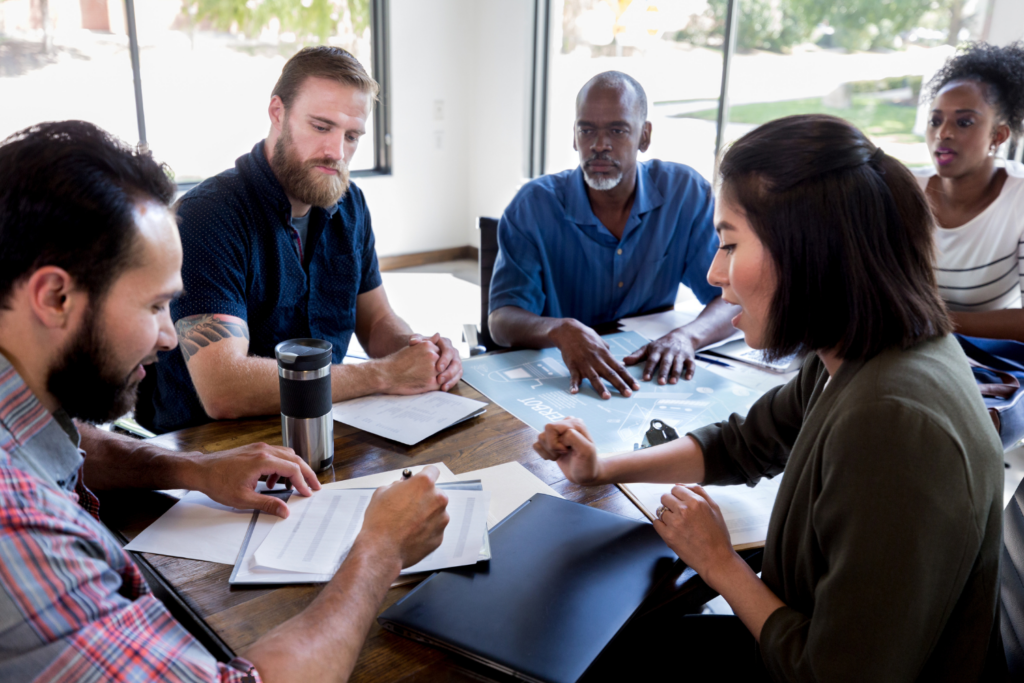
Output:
[679, 96, 923, 143]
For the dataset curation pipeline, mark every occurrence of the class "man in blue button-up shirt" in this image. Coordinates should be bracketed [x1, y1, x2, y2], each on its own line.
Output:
[489, 72, 737, 399]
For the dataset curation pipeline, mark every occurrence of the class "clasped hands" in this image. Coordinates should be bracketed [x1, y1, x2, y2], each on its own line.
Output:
[533, 417, 737, 580]
[551, 320, 697, 400]
[384, 332, 462, 394]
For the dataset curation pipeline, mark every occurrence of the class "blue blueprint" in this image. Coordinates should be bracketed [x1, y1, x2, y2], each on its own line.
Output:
[461, 331, 763, 455]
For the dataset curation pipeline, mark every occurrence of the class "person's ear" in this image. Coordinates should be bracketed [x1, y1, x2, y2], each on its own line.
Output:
[26, 267, 79, 329]
[993, 122, 1011, 150]
[572, 125, 578, 153]
[638, 121, 652, 153]
[269, 95, 286, 134]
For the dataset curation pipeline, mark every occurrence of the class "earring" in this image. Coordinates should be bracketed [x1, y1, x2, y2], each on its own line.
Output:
[989, 146, 996, 157]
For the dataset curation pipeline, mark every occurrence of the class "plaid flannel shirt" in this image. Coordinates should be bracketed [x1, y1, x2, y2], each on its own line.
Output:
[0, 355, 261, 682]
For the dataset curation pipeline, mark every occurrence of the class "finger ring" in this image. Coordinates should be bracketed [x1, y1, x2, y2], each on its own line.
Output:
[655, 505, 669, 521]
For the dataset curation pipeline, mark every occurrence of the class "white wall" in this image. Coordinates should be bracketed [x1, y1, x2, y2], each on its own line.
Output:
[357, 0, 534, 258]
[987, 0, 1024, 45]
[465, 1, 535, 249]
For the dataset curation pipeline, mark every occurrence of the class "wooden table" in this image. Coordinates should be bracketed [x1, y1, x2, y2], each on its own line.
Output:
[100, 382, 689, 682]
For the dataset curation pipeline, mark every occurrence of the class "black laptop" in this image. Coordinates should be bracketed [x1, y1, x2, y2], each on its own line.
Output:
[378, 493, 679, 683]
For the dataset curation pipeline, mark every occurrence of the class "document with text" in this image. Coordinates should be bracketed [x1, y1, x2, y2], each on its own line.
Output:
[332, 391, 487, 445]
[251, 488, 491, 577]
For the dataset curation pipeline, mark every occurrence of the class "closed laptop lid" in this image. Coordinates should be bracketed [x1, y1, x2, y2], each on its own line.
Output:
[378, 493, 678, 683]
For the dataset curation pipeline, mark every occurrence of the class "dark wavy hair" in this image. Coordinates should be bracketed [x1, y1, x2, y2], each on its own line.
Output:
[718, 114, 952, 362]
[0, 120, 176, 309]
[925, 41, 1024, 141]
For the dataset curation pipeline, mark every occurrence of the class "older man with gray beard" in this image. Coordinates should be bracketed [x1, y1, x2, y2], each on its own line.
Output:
[488, 72, 737, 400]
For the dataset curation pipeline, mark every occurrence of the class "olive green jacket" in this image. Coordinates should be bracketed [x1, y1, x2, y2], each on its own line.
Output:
[691, 334, 1003, 682]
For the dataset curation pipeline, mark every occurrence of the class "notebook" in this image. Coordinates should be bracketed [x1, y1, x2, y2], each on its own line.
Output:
[378, 494, 679, 683]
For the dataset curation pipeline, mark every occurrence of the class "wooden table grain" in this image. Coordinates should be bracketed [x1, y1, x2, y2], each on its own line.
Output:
[101, 382, 653, 682]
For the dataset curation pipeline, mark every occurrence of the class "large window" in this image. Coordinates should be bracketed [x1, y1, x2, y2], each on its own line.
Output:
[0, 0, 390, 185]
[545, 0, 724, 180]
[543, 0, 998, 180]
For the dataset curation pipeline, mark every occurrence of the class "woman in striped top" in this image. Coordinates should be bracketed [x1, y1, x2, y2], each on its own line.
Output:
[915, 42, 1024, 340]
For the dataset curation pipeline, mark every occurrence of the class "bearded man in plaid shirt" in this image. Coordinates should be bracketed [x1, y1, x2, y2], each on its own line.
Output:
[0, 121, 450, 683]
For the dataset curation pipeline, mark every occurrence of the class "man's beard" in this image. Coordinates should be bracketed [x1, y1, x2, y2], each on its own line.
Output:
[47, 305, 147, 424]
[270, 119, 350, 209]
[582, 156, 623, 191]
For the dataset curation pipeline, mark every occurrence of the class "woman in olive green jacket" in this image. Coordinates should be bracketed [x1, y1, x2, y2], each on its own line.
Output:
[536, 115, 1005, 682]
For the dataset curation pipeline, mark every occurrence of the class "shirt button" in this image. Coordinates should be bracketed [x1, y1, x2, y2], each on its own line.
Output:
[618, 282, 624, 288]
[617, 249, 622, 255]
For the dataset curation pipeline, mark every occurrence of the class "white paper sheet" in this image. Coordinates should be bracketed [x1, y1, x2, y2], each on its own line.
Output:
[320, 462, 457, 491]
[619, 309, 745, 352]
[332, 391, 487, 446]
[128, 464, 457, 565]
[233, 512, 335, 583]
[254, 490, 372, 574]
[252, 488, 491, 576]
[625, 475, 783, 548]
[696, 358, 797, 394]
[125, 490, 258, 564]
[400, 490, 491, 574]
[453, 461, 563, 529]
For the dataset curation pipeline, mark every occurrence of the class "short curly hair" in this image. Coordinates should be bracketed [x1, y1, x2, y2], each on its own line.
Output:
[926, 41, 1024, 141]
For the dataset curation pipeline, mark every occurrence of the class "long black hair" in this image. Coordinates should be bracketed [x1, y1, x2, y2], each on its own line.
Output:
[719, 114, 951, 362]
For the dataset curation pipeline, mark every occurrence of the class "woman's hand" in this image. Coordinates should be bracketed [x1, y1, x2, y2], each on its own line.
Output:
[654, 483, 738, 582]
[533, 417, 604, 485]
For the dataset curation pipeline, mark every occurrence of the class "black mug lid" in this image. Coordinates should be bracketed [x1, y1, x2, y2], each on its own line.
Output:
[275, 339, 333, 371]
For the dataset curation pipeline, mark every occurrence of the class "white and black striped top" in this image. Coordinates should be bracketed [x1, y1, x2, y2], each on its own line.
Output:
[915, 162, 1024, 312]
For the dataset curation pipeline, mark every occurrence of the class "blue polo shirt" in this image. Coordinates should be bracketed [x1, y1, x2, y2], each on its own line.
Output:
[489, 160, 720, 328]
[136, 141, 382, 434]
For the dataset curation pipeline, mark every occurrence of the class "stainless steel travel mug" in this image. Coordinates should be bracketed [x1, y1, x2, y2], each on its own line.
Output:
[275, 339, 334, 473]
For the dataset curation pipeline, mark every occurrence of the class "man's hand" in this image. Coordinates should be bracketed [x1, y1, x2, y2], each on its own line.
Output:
[412, 332, 462, 391]
[624, 329, 699, 384]
[359, 466, 451, 569]
[533, 417, 604, 485]
[550, 320, 639, 399]
[378, 339, 442, 394]
[180, 443, 321, 519]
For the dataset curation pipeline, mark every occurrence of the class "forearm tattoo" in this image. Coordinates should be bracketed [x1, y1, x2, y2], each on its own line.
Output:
[175, 314, 250, 362]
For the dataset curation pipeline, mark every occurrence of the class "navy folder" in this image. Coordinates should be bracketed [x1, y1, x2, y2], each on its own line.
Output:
[378, 493, 679, 683]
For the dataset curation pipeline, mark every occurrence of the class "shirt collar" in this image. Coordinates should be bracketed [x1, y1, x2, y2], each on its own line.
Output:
[0, 353, 83, 492]
[565, 161, 665, 227]
[240, 140, 341, 220]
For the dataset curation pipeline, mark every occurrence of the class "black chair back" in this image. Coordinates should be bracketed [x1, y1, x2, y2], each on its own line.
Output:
[1003, 475, 1024, 677]
[478, 217, 499, 350]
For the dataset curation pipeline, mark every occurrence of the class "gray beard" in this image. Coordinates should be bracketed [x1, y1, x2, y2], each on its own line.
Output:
[583, 170, 623, 191]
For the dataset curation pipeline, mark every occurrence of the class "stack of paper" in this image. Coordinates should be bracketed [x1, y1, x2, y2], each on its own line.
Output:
[126, 463, 458, 564]
[247, 487, 491, 578]
[332, 391, 487, 445]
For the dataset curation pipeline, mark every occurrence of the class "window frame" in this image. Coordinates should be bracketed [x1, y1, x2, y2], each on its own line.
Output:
[122, 0, 393, 190]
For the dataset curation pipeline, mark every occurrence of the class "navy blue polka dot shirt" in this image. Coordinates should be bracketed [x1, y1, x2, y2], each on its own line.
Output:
[136, 140, 382, 433]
